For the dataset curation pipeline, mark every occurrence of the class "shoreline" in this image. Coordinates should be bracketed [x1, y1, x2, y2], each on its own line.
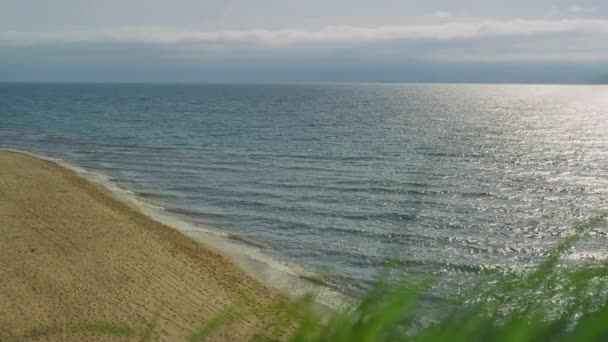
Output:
[1, 149, 351, 309]
[0, 150, 287, 340]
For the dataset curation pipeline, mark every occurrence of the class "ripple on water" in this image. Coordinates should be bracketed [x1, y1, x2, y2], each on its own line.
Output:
[1, 83, 607, 297]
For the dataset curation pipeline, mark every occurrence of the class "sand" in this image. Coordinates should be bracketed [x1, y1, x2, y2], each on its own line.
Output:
[0, 151, 284, 341]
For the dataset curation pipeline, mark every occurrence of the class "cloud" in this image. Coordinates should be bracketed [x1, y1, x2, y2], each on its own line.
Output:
[550, 5, 597, 16]
[567, 5, 596, 14]
[1, 18, 608, 46]
[1, 16, 607, 82]
[432, 11, 452, 19]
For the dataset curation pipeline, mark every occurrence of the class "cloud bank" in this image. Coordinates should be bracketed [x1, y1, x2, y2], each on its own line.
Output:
[2, 18, 608, 45]
[1, 16, 607, 82]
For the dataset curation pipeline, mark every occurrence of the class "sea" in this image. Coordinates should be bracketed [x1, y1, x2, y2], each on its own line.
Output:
[1, 83, 607, 305]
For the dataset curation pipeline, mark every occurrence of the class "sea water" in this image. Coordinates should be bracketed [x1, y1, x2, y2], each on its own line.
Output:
[1, 83, 607, 300]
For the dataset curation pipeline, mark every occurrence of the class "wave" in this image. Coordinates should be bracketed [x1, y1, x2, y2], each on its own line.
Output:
[226, 234, 267, 249]
[6, 148, 353, 309]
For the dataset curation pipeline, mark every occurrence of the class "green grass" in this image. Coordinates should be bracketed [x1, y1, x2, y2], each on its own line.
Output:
[284, 211, 608, 342]
[78, 211, 608, 341]
[189, 300, 241, 342]
[81, 321, 132, 337]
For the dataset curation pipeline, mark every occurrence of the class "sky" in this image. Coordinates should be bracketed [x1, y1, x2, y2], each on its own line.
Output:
[1, 0, 607, 83]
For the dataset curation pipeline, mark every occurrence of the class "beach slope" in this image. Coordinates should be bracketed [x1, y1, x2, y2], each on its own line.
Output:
[0, 151, 280, 341]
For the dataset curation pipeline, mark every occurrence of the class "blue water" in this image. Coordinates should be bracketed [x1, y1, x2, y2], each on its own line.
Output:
[1, 83, 607, 296]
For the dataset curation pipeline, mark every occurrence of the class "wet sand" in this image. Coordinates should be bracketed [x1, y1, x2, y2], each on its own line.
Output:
[0, 150, 283, 341]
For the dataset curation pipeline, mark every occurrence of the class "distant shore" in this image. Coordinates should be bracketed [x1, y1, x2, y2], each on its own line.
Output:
[0, 150, 282, 341]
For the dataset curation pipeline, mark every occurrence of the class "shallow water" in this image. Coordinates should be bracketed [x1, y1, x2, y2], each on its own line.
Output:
[1, 83, 607, 296]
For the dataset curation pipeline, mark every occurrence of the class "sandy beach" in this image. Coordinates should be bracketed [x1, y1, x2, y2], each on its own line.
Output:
[0, 151, 282, 341]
